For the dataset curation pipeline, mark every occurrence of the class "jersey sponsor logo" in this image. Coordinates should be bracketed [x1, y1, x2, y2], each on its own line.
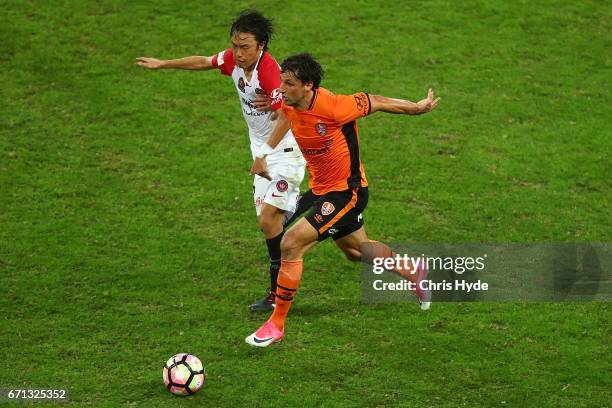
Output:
[243, 108, 268, 117]
[276, 179, 288, 192]
[238, 77, 246, 93]
[315, 122, 327, 136]
[271, 192, 284, 198]
[241, 97, 268, 117]
[242, 97, 257, 109]
[302, 146, 331, 156]
[314, 213, 324, 223]
[321, 202, 335, 216]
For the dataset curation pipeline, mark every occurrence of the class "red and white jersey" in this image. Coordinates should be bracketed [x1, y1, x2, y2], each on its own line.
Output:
[211, 49, 299, 158]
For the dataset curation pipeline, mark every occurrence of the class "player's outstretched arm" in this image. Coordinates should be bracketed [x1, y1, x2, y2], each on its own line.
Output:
[249, 110, 291, 180]
[369, 88, 440, 115]
[135, 56, 215, 70]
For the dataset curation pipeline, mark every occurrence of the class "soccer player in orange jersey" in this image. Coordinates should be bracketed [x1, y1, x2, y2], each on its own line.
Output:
[245, 53, 440, 347]
[137, 11, 306, 312]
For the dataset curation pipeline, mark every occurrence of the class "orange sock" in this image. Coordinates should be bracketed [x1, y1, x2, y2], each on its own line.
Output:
[269, 259, 303, 331]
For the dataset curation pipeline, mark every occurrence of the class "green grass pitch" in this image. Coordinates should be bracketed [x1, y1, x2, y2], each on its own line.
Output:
[1, 1, 610, 406]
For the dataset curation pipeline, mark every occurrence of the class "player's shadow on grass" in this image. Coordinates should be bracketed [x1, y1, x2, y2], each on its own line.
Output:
[553, 244, 603, 300]
[289, 295, 364, 318]
[139, 378, 209, 404]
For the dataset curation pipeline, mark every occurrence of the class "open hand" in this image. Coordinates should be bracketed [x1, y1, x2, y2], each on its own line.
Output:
[415, 88, 440, 114]
[136, 57, 163, 69]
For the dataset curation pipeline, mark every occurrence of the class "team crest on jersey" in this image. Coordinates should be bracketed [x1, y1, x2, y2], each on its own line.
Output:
[276, 179, 288, 192]
[238, 77, 246, 93]
[315, 122, 327, 136]
[321, 201, 335, 216]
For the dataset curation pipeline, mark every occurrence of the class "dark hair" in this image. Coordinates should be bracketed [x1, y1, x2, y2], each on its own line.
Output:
[230, 10, 273, 50]
[280, 53, 324, 89]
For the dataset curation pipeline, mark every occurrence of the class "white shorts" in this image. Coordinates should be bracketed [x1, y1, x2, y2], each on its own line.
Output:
[253, 149, 306, 216]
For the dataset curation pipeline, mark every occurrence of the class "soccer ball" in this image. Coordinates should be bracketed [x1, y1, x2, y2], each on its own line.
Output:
[163, 353, 206, 396]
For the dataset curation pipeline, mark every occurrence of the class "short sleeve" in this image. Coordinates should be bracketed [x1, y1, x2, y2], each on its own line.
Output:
[257, 54, 283, 111]
[333, 92, 371, 124]
[211, 48, 235, 76]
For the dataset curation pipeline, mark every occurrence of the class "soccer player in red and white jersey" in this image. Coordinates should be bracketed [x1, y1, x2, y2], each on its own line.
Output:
[137, 11, 306, 311]
[245, 53, 439, 347]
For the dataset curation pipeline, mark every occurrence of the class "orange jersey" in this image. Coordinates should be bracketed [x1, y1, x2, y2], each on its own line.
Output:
[281, 87, 371, 195]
